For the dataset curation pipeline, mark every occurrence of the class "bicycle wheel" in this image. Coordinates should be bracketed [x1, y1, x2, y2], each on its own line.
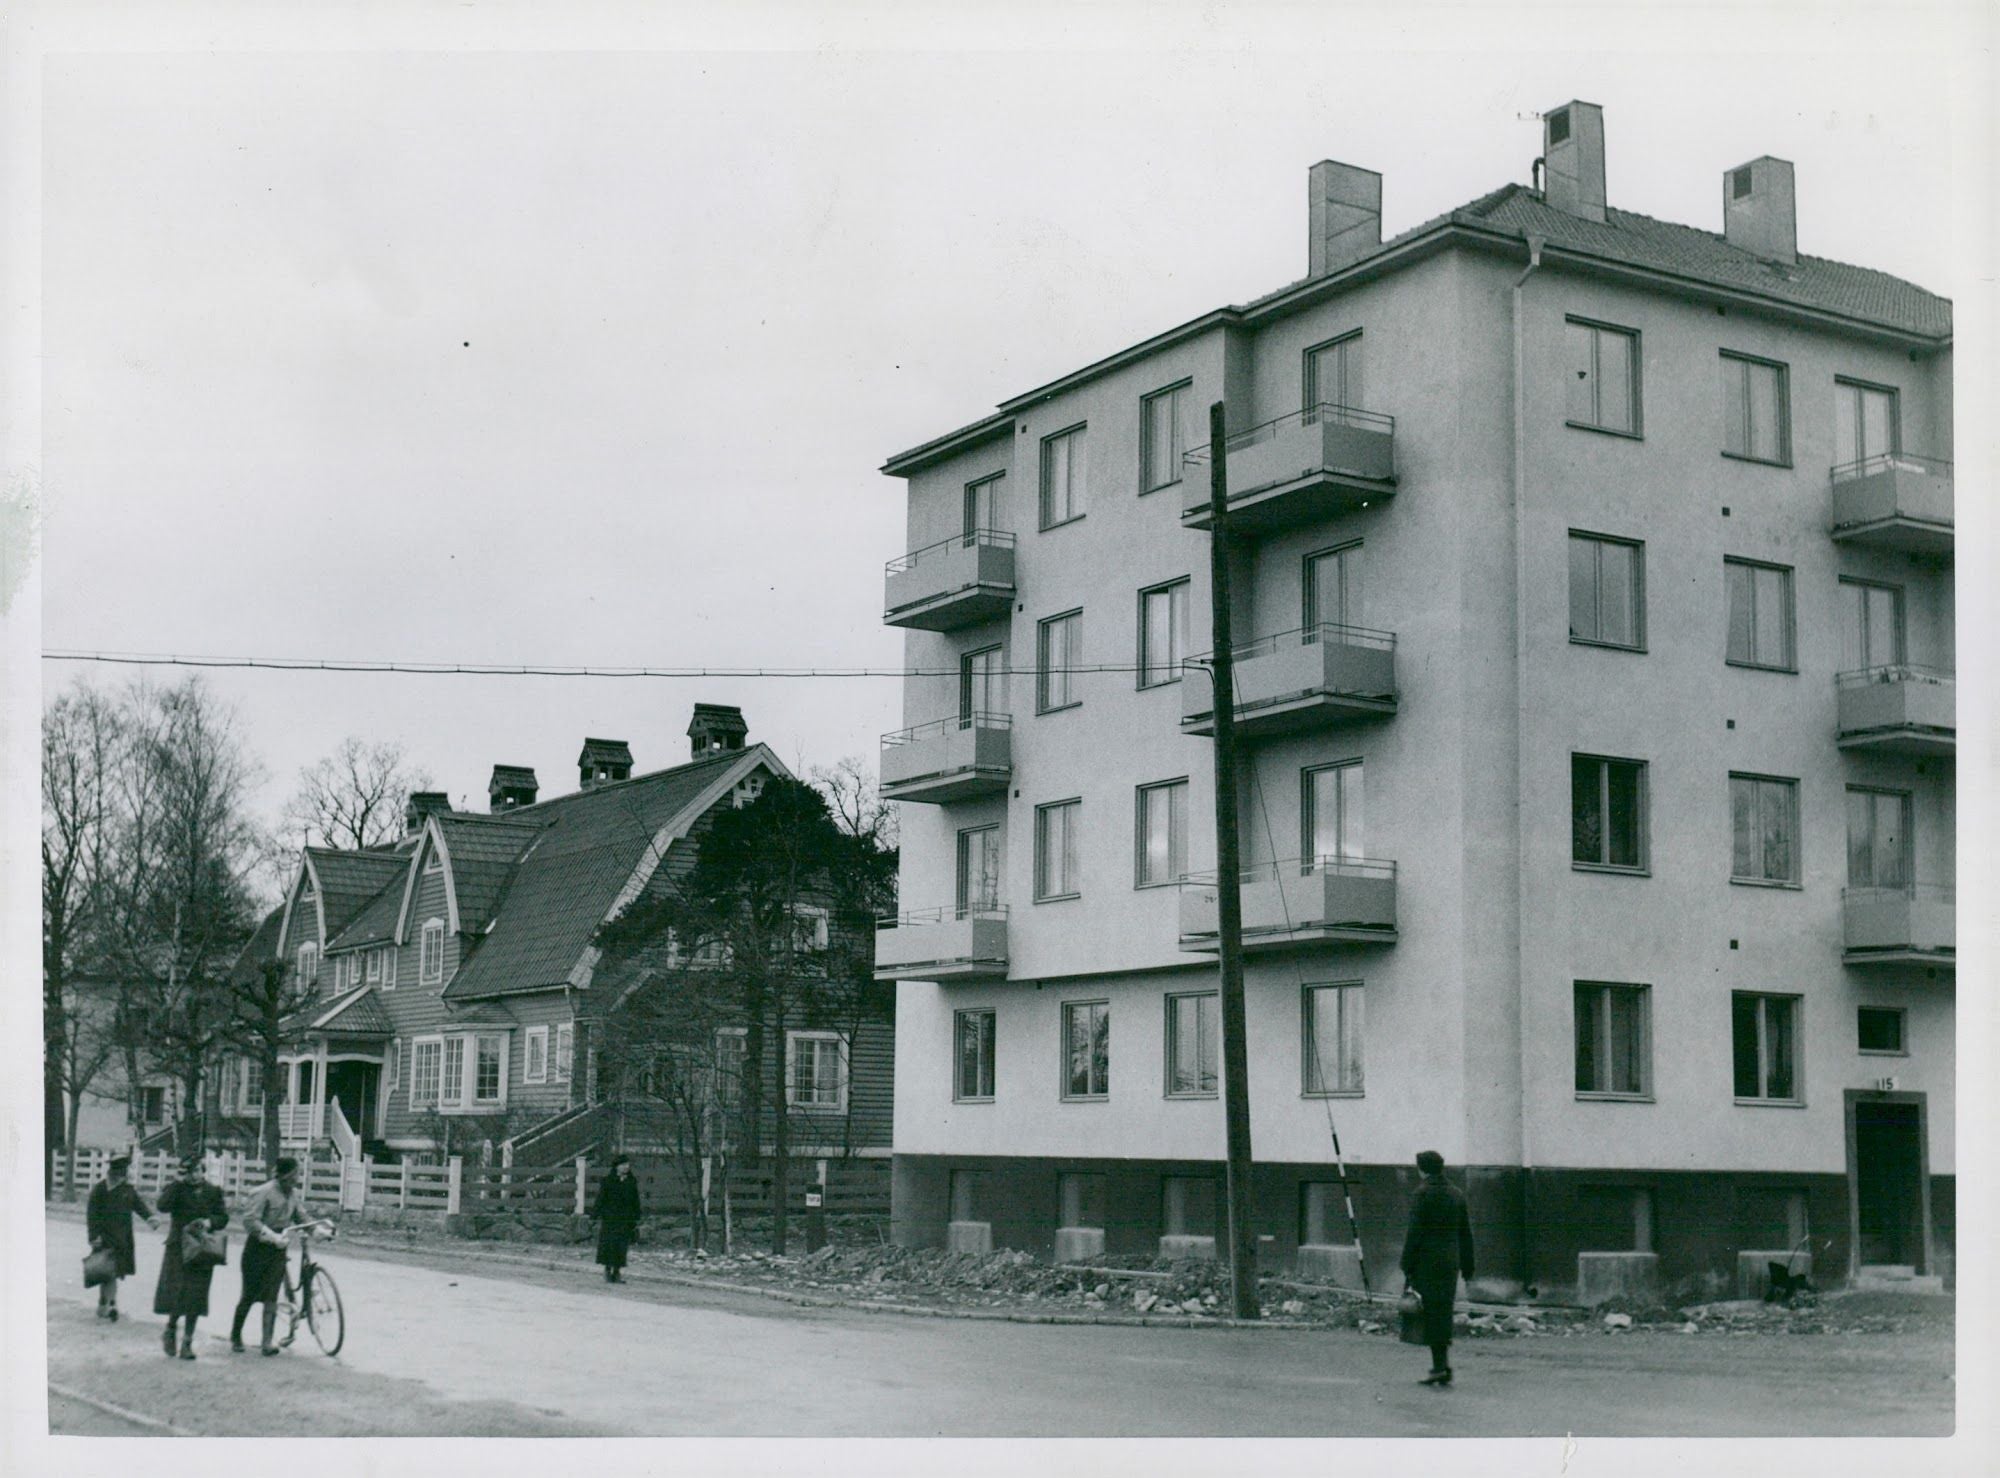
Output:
[305, 1267, 344, 1356]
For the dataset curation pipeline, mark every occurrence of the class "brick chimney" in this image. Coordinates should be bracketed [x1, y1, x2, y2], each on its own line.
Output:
[1308, 160, 1382, 276]
[1542, 101, 1606, 223]
[1722, 156, 1797, 265]
[488, 765, 539, 812]
[404, 791, 451, 835]
[688, 703, 748, 759]
[577, 738, 633, 790]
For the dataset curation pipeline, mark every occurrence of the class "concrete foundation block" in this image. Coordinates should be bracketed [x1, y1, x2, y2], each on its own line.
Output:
[1736, 1250, 1812, 1301]
[1054, 1226, 1105, 1262]
[1295, 1243, 1367, 1288]
[1158, 1235, 1217, 1262]
[1577, 1251, 1660, 1306]
[945, 1220, 993, 1255]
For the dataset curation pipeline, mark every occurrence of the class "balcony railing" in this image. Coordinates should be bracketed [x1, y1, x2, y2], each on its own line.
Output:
[880, 711, 1013, 803]
[1835, 665, 1955, 754]
[1843, 883, 1955, 968]
[1182, 622, 1397, 736]
[875, 905, 1010, 981]
[1830, 453, 1953, 555]
[1182, 403, 1397, 532]
[884, 528, 1017, 631]
[1179, 856, 1398, 951]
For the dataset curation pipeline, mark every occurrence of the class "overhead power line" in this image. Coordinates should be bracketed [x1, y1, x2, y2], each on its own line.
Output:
[42, 650, 1172, 679]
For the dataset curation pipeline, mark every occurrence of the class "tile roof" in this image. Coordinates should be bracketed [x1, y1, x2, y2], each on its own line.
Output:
[282, 985, 393, 1037]
[227, 908, 287, 987]
[308, 849, 413, 937]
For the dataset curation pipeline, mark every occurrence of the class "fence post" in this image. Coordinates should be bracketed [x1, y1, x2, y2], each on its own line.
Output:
[359, 1154, 373, 1211]
[575, 1156, 587, 1217]
[446, 1156, 462, 1215]
[401, 1158, 412, 1210]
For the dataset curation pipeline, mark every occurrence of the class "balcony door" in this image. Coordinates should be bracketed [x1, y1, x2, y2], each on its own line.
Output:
[1303, 332, 1363, 418]
[963, 473, 1002, 539]
[1835, 379, 1899, 466]
[956, 825, 1001, 915]
[1839, 579, 1904, 671]
[1304, 542, 1363, 633]
[959, 645, 1004, 725]
[1303, 761, 1364, 871]
[1846, 787, 1911, 889]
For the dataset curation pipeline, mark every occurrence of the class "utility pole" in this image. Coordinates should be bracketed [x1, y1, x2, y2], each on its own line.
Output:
[1204, 399, 1260, 1320]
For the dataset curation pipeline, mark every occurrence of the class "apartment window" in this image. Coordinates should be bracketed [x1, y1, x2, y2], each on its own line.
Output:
[1845, 787, 1911, 890]
[1732, 992, 1801, 1103]
[409, 1039, 442, 1109]
[1037, 610, 1081, 712]
[1725, 558, 1795, 670]
[419, 919, 445, 983]
[1302, 982, 1364, 1095]
[959, 644, 1005, 723]
[525, 1026, 549, 1084]
[1857, 1006, 1906, 1055]
[1138, 579, 1190, 687]
[1571, 754, 1648, 872]
[1062, 1000, 1109, 1100]
[789, 904, 830, 954]
[1730, 773, 1800, 885]
[1568, 531, 1644, 649]
[141, 1086, 167, 1126]
[1303, 760, 1364, 868]
[1720, 351, 1791, 464]
[1303, 331, 1363, 413]
[963, 471, 1003, 536]
[1564, 317, 1641, 436]
[1574, 981, 1651, 1098]
[554, 1023, 574, 1083]
[473, 1034, 505, 1106]
[1304, 541, 1363, 631]
[1141, 382, 1190, 492]
[1040, 424, 1087, 528]
[956, 825, 1001, 914]
[441, 1037, 466, 1108]
[1839, 579, 1905, 671]
[1834, 378, 1900, 466]
[786, 1032, 848, 1111]
[296, 943, 319, 985]
[1135, 778, 1190, 888]
[1035, 799, 1082, 900]
[1164, 991, 1219, 1098]
[954, 1009, 996, 1101]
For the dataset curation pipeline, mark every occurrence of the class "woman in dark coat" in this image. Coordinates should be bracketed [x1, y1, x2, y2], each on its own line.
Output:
[1400, 1149, 1476, 1386]
[152, 1153, 228, 1359]
[86, 1155, 157, 1321]
[591, 1155, 643, 1283]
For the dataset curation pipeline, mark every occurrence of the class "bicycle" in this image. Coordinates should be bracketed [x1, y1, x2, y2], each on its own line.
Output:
[273, 1218, 344, 1356]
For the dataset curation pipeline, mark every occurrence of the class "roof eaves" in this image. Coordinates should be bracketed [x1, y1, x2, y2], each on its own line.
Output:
[880, 409, 1018, 478]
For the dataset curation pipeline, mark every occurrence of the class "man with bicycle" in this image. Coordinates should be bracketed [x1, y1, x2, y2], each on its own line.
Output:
[231, 1156, 310, 1355]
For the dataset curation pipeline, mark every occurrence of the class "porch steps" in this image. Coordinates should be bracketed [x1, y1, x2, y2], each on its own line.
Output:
[504, 1102, 609, 1164]
[1853, 1264, 1946, 1295]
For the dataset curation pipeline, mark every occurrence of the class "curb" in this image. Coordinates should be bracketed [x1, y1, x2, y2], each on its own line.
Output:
[48, 1380, 193, 1436]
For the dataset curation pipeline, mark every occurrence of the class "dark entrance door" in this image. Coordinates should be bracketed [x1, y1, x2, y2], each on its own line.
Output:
[1853, 1100, 1924, 1268]
[325, 1061, 381, 1144]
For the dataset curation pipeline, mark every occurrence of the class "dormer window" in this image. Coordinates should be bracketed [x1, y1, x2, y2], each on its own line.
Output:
[424, 847, 442, 873]
[297, 943, 319, 984]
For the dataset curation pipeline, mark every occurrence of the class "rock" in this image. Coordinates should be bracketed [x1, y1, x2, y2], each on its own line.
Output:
[1094, 1283, 1111, 1299]
[1281, 1299, 1308, 1317]
[1603, 1313, 1633, 1329]
[1358, 1319, 1385, 1334]
[1507, 1316, 1538, 1333]
[1681, 1322, 1698, 1334]
[1133, 1291, 1159, 1314]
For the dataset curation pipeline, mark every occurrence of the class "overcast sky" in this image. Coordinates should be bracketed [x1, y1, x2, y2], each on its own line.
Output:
[27, 4, 1982, 856]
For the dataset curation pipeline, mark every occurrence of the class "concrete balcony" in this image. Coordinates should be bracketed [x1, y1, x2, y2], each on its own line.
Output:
[1830, 454, 1953, 556]
[883, 529, 1016, 631]
[874, 907, 1009, 981]
[1182, 404, 1396, 534]
[1182, 624, 1397, 737]
[1179, 858, 1398, 952]
[880, 712, 1012, 804]
[1842, 885, 1954, 969]
[1836, 666, 1955, 755]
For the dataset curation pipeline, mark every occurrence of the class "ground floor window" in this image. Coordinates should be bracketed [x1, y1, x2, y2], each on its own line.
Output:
[1857, 1006, 1906, 1055]
[1574, 981, 1651, 1098]
[1301, 982, 1364, 1094]
[1061, 1001, 1110, 1100]
[786, 1031, 848, 1111]
[954, 1009, 996, 1101]
[1164, 991, 1218, 1097]
[525, 1026, 548, 1084]
[1732, 992, 1801, 1102]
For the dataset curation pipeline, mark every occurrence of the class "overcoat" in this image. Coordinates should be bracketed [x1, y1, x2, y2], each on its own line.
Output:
[86, 1179, 152, 1279]
[152, 1178, 229, 1318]
[591, 1169, 643, 1269]
[1400, 1173, 1476, 1348]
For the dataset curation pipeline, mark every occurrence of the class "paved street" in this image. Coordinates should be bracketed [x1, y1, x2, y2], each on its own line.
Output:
[45, 1213, 1952, 1438]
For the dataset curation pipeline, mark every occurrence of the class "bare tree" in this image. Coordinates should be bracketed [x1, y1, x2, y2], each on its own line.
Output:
[219, 942, 316, 1164]
[282, 736, 432, 851]
[810, 754, 899, 855]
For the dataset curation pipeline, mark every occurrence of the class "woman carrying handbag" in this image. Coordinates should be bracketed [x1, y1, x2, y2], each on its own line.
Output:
[85, 1154, 158, 1322]
[1399, 1149, 1476, 1387]
[152, 1153, 229, 1360]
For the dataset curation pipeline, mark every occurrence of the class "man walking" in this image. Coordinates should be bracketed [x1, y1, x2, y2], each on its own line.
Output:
[231, 1156, 308, 1354]
[1400, 1149, 1476, 1387]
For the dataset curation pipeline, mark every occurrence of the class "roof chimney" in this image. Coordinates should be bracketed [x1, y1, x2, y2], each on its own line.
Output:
[1542, 101, 1606, 223]
[577, 738, 634, 790]
[404, 791, 451, 835]
[1308, 160, 1382, 276]
[488, 765, 539, 812]
[688, 703, 748, 759]
[1722, 156, 1797, 265]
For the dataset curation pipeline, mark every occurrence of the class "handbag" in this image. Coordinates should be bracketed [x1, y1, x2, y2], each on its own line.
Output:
[1397, 1288, 1428, 1345]
[83, 1246, 118, 1288]
[182, 1221, 228, 1269]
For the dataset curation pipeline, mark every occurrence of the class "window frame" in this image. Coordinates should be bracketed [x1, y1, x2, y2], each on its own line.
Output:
[440, 1036, 467, 1109]
[1034, 797, 1083, 903]
[958, 643, 1005, 724]
[1723, 556, 1797, 672]
[785, 1030, 849, 1113]
[1572, 980, 1654, 1101]
[1036, 609, 1083, 713]
[380, 945, 397, 992]
[1856, 1006, 1908, 1058]
[1301, 981, 1365, 1097]
[1729, 772, 1802, 888]
[1564, 316, 1644, 439]
[472, 1033, 507, 1108]
[1134, 777, 1191, 889]
[962, 470, 1005, 537]
[1567, 529, 1646, 652]
[1844, 785, 1914, 890]
[1136, 578, 1191, 689]
[1060, 999, 1111, 1101]
[1570, 752, 1650, 875]
[1038, 422, 1088, 530]
[554, 1022, 574, 1083]
[953, 1008, 997, 1103]
[1719, 350, 1793, 466]
[1834, 376, 1901, 466]
[1139, 381, 1191, 494]
[1838, 576, 1906, 672]
[409, 1037, 443, 1110]
[955, 823, 1002, 915]
[1302, 329, 1363, 414]
[297, 942, 319, 986]
[1732, 991, 1805, 1106]
[524, 1025, 549, 1085]
[1303, 539, 1364, 632]
[1300, 759, 1365, 869]
[419, 918, 445, 984]
[1163, 990, 1220, 1099]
